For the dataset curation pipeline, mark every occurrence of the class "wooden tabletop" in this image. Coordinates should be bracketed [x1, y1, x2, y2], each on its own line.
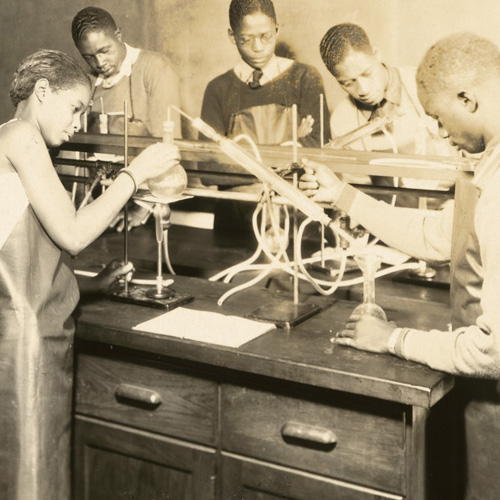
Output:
[76, 268, 454, 410]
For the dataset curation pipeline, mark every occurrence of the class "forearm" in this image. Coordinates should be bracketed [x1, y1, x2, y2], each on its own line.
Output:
[394, 323, 500, 378]
[68, 173, 136, 253]
[334, 183, 452, 263]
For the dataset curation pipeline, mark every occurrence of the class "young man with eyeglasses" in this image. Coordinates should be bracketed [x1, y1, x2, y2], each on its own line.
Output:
[199, 0, 330, 240]
[200, 0, 330, 149]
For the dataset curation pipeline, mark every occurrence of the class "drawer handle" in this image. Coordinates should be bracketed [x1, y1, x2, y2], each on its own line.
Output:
[281, 422, 337, 445]
[115, 384, 162, 408]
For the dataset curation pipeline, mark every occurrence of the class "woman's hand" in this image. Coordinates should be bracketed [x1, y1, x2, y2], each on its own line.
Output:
[333, 313, 395, 354]
[299, 158, 345, 204]
[128, 143, 181, 186]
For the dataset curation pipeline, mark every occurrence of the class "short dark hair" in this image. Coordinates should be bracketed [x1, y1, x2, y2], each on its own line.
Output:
[71, 6, 117, 43]
[229, 0, 277, 31]
[320, 23, 372, 75]
[9, 49, 91, 107]
[417, 33, 500, 101]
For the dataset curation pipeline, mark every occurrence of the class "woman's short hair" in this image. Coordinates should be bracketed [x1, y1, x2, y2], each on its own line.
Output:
[9, 49, 91, 107]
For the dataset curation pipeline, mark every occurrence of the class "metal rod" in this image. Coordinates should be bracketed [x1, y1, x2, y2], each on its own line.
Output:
[292, 104, 298, 165]
[292, 104, 299, 304]
[123, 100, 129, 295]
[293, 172, 299, 304]
[320, 94, 324, 149]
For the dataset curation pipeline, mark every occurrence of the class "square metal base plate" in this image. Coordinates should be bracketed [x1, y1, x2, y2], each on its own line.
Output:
[246, 301, 321, 329]
[108, 285, 194, 310]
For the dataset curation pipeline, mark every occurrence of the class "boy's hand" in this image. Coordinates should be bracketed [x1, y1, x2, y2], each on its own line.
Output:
[333, 314, 395, 354]
[298, 115, 314, 138]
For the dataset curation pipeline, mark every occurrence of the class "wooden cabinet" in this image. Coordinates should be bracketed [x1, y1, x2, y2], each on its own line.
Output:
[73, 347, 218, 500]
[73, 277, 455, 499]
[73, 344, 452, 500]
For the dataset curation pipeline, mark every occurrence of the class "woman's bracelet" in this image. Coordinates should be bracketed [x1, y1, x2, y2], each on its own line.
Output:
[118, 168, 138, 196]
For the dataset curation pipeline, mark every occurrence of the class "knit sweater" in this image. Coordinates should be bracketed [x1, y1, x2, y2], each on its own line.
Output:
[200, 61, 330, 148]
[89, 49, 180, 139]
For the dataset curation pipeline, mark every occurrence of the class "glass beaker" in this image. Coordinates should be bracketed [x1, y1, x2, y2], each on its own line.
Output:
[351, 252, 387, 320]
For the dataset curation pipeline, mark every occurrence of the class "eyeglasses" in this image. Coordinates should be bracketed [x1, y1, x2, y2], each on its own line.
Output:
[233, 29, 277, 47]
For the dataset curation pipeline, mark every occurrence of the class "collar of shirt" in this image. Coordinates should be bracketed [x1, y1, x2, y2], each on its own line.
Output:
[383, 66, 403, 107]
[95, 44, 141, 89]
[472, 136, 500, 191]
[233, 55, 294, 86]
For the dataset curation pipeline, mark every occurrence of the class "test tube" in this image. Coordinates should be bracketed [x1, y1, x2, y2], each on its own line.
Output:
[163, 119, 175, 145]
[98, 114, 108, 134]
[99, 97, 108, 134]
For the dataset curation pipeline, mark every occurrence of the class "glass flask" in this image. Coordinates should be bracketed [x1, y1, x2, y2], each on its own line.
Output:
[351, 253, 387, 321]
[147, 164, 187, 199]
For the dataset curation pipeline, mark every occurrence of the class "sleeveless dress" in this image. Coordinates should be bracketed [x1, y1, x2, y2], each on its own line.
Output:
[0, 171, 80, 499]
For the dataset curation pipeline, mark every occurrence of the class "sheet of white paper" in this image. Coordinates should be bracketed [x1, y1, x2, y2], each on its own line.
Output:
[132, 307, 275, 348]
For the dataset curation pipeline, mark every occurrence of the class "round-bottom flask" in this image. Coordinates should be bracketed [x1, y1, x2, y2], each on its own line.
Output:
[147, 164, 187, 199]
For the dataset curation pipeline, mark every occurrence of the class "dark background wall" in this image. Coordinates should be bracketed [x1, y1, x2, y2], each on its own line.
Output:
[1, 0, 499, 126]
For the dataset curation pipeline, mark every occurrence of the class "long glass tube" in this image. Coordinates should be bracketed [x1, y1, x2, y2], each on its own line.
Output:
[169, 108, 355, 245]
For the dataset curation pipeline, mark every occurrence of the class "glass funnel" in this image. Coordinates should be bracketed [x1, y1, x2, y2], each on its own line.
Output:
[351, 253, 387, 320]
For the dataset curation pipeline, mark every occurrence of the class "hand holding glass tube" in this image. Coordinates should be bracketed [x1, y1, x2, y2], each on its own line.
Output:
[169, 107, 355, 245]
[298, 158, 347, 205]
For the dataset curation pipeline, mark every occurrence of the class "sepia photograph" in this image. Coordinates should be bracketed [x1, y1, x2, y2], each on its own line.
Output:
[1, 1, 499, 499]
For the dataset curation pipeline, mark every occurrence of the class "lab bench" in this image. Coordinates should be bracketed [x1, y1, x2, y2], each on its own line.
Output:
[72, 271, 456, 500]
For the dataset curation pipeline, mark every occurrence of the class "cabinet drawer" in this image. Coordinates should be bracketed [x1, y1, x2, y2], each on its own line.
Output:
[75, 353, 217, 445]
[222, 383, 406, 494]
[221, 454, 403, 500]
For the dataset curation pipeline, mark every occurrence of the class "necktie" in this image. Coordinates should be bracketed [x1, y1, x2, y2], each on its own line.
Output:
[249, 68, 263, 89]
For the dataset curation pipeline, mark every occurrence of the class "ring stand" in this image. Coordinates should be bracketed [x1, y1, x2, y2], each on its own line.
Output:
[107, 100, 194, 310]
